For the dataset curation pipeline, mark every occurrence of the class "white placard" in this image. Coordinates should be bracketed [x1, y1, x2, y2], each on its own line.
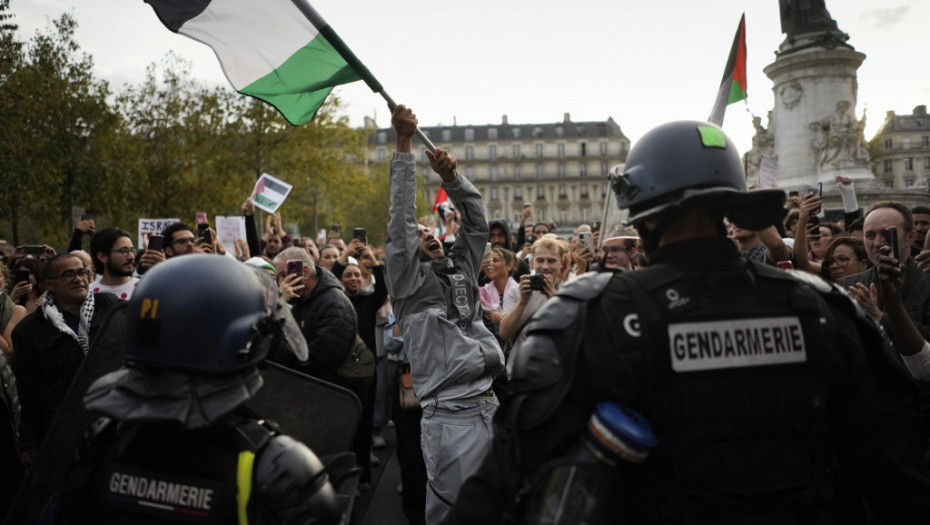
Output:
[759, 156, 778, 189]
[215, 216, 247, 254]
[137, 218, 180, 249]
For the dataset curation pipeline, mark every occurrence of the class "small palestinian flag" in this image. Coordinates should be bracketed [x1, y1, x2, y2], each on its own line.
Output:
[708, 14, 747, 126]
[251, 173, 293, 213]
[431, 186, 451, 239]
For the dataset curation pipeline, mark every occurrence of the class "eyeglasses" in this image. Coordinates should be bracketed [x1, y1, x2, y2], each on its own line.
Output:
[824, 255, 861, 266]
[110, 247, 135, 256]
[51, 268, 90, 281]
[604, 246, 628, 254]
[172, 237, 197, 246]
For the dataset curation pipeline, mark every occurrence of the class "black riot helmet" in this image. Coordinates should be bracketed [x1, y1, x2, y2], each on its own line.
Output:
[614, 121, 785, 232]
[125, 254, 277, 375]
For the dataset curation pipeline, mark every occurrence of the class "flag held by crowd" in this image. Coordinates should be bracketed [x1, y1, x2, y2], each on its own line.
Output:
[144, 0, 363, 125]
[708, 13, 747, 126]
[251, 173, 294, 213]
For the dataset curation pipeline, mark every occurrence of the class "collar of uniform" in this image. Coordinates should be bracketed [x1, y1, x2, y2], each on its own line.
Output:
[647, 236, 740, 270]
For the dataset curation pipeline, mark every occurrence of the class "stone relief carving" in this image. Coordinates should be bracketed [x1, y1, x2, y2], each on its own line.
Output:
[779, 80, 803, 110]
[808, 100, 870, 171]
[746, 111, 777, 180]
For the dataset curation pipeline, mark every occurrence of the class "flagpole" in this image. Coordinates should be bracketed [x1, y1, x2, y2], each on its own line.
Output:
[291, 0, 437, 152]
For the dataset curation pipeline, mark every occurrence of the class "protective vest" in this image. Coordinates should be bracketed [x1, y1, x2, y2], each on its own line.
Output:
[62, 412, 274, 525]
[613, 262, 837, 522]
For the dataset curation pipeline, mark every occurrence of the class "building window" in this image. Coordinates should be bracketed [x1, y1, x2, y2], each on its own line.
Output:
[601, 162, 609, 176]
[538, 208, 546, 221]
[602, 183, 608, 196]
[491, 166, 499, 181]
[442, 129, 452, 142]
[884, 138, 893, 150]
[557, 143, 565, 158]
[514, 165, 522, 180]
[884, 159, 893, 173]
[377, 131, 387, 144]
[465, 128, 474, 140]
[466, 146, 474, 161]
[377, 148, 386, 162]
[514, 186, 523, 200]
[536, 165, 544, 179]
[559, 184, 567, 199]
[535, 144, 544, 158]
[503, 188, 509, 203]
[533, 127, 544, 138]
[537, 185, 545, 200]
[579, 163, 587, 178]
[488, 128, 498, 140]
[491, 187, 499, 201]
[555, 126, 564, 137]
[489, 145, 498, 161]
[884, 180, 894, 189]
[903, 137, 912, 150]
[466, 167, 476, 180]
[581, 184, 590, 198]
[557, 164, 566, 179]
[905, 157, 914, 171]
[924, 157, 930, 170]
[513, 144, 521, 158]
[905, 178, 916, 188]
[424, 189, 431, 203]
[600, 142, 608, 155]
[923, 136, 929, 147]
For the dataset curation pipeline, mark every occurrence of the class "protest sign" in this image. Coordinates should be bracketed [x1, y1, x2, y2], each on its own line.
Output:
[138, 218, 180, 249]
[215, 216, 247, 255]
[251, 173, 293, 213]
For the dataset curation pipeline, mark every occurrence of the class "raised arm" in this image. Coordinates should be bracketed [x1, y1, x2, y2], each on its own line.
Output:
[430, 149, 489, 278]
[384, 105, 426, 300]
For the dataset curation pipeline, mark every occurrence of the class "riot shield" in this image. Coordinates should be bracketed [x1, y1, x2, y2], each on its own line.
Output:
[248, 360, 361, 457]
[4, 301, 128, 524]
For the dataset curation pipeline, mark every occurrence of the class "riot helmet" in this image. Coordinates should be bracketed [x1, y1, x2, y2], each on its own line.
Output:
[614, 121, 784, 232]
[125, 254, 277, 374]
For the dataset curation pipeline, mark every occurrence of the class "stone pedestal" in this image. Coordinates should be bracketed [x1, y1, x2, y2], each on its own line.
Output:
[761, 46, 881, 211]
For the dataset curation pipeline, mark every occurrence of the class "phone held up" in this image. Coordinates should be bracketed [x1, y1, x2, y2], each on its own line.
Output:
[195, 212, 211, 244]
[807, 182, 823, 215]
[884, 226, 899, 262]
[147, 235, 164, 252]
[353, 228, 367, 245]
[286, 259, 303, 278]
[578, 231, 595, 254]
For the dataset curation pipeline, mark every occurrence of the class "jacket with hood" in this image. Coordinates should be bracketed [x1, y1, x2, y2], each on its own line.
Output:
[385, 152, 505, 404]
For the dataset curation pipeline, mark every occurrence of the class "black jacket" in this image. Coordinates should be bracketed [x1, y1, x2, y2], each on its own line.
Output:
[10, 293, 120, 451]
[273, 266, 358, 383]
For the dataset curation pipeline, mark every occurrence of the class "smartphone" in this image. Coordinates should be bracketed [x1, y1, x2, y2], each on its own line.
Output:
[808, 182, 823, 215]
[788, 191, 799, 197]
[353, 228, 367, 244]
[197, 223, 212, 244]
[286, 259, 303, 278]
[885, 226, 899, 261]
[23, 245, 44, 255]
[484, 242, 492, 255]
[195, 212, 208, 225]
[330, 224, 341, 234]
[591, 221, 601, 235]
[148, 234, 164, 252]
[16, 270, 30, 284]
[579, 231, 594, 253]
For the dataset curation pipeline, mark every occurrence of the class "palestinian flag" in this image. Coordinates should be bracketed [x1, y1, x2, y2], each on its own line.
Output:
[708, 14, 747, 126]
[145, 0, 364, 125]
[251, 173, 293, 213]
[432, 186, 451, 239]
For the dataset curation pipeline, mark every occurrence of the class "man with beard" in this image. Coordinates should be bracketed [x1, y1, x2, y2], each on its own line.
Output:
[89, 227, 139, 300]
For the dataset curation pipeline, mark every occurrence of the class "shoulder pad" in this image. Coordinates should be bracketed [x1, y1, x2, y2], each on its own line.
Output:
[557, 272, 613, 301]
[783, 268, 835, 293]
[253, 435, 342, 522]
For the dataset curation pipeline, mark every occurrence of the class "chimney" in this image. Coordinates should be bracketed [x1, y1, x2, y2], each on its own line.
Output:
[502, 114, 508, 125]
[915, 105, 927, 116]
[886, 110, 896, 120]
[563, 112, 571, 123]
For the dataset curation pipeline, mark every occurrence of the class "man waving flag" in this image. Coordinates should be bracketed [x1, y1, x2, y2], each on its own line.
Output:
[145, 0, 363, 125]
[708, 14, 747, 126]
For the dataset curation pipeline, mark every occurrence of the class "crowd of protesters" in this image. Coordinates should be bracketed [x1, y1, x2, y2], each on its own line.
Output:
[4, 128, 930, 522]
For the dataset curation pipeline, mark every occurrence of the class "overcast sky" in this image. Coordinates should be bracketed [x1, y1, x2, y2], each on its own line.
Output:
[13, 0, 930, 156]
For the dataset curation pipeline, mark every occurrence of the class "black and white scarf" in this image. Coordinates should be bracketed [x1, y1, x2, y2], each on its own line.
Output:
[41, 291, 95, 354]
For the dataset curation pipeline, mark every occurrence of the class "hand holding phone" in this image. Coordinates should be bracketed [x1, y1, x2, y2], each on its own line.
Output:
[147, 235, 164, 252]
[286, 259, 303, 278]
[353, 228, 367, 245]
[807, 183, 823, 215]
[884, 226, 899, 262]
[578, 231, 594, 253]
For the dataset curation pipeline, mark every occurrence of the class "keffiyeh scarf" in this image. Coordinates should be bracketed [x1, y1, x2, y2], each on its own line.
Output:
[41, 291, 95, 354]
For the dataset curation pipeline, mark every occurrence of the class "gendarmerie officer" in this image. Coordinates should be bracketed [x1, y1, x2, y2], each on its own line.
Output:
[56, 255, 342, 524]
[443, 121, 930, 523]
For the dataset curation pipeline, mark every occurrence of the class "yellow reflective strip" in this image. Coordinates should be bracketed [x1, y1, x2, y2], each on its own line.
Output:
[236, 450, 256, 525]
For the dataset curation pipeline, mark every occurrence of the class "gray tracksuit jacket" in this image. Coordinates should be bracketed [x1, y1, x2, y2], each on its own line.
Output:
[385, 152, 504, 404]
